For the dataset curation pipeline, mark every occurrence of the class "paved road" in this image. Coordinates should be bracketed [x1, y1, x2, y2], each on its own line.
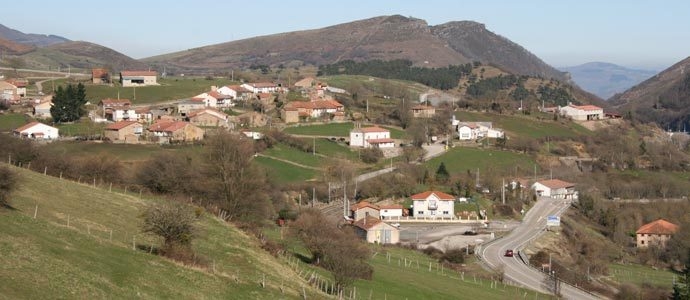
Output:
[479, 197, 603, 300]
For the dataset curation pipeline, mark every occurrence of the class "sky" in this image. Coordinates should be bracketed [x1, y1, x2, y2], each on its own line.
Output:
[3, 0, 689, 70]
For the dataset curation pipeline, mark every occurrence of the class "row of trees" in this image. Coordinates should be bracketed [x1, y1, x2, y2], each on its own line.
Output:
[317, 59, 473, 90]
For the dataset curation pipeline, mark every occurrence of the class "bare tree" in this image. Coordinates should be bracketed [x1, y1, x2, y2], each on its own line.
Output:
[141, 202, 198, 255]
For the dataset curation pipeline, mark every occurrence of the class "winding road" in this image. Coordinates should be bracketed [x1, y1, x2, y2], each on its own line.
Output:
[479, 197, 603, 299]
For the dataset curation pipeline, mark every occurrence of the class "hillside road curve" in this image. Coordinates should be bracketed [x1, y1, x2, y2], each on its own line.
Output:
[479, 197, 604, 300]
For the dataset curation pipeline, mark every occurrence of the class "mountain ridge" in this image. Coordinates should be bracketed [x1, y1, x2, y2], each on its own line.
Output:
[0, 24, 69, 47]
[560, 62, 657, 100]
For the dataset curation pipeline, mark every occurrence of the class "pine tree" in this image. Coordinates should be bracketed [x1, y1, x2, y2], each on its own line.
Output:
[672, 248, 690, 300]
[50, 83, 88, 123]
[435, 162, 450, 184]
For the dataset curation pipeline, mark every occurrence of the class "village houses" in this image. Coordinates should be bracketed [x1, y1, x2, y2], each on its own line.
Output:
[452, 118, 504, 140]
[636, 219, 679, 248]
[147, 121, 204, 143]
[13, 121, 59, 140]
[185, 108, 231, 128]
[217, 85, 253, 101]
[104, 121, 143, 143]
[349, 126, 395, 148]
[240, 82, 284, 94]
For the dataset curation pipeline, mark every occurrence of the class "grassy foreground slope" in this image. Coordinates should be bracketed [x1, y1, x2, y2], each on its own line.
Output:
[0, 166, 321, 299]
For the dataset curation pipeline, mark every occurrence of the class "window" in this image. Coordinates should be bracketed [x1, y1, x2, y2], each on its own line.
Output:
[641, 240, 644, 245]
[443, 211, 449, 215]
[417, 211, 424, 215]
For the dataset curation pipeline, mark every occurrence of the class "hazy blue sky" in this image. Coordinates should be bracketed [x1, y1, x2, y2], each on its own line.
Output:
[3, 0, 688, 70]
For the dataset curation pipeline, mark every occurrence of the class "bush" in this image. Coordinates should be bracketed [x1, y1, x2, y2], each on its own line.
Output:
[422, 246, 444, 259]
[360, 148, 383, 164]
[0, 166, 18, 208]
[141, 202, 199, 261]
[441, 248, 465, 264]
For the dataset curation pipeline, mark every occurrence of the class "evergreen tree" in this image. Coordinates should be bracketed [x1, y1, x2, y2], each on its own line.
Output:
[435, 162, 450, 183]
[50, 83, 88, 123]
[672, 249, 690, 300]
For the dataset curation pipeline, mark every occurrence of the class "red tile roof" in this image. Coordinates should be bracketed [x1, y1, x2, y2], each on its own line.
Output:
[352, 216, 384, 230]
[105, 121, 140, 130]
[92, 68, 108, 78]
[536, 179, 575, 189]
[6, 79, 27, 87]
[100, 98, 131, 106]
[410, 191, 455, 201]
[148, 121, 191, 133]
[226, 85, 252, 93]
[14, 121, 41, 132]
[121, 70, 157, 76]
[350, 201, 380, 211]
[312, 99, 343, 109]
[636, 219, 679, 235]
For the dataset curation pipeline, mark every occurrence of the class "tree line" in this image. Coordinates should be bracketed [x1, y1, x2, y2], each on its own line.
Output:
[317, 59, 473, 90]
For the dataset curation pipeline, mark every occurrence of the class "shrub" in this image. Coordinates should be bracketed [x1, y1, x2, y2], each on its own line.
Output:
[0, 166, 18, 208]
[360, 148, 383, 164]
[441, 248, 465, 264]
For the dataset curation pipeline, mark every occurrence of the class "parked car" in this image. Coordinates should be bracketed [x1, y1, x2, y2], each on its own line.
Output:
[504, 249, 514, 257]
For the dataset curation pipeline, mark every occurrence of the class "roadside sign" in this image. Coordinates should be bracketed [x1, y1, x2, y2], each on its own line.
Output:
[546, 215, 560, 227]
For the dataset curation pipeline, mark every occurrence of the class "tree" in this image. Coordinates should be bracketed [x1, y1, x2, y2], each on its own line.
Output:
[360, 147, 383, 164]
[141, 202, 198, 256]
[435, 162, 450, 184]
[0, 166, 18, 208]
[50, 83, 88, 123]
[672, 249, 690, 300]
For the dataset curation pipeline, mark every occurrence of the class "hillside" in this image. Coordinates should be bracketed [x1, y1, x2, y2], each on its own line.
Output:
[143, 15, 567, 81]
[0, 166, 323, 299]
[0, 23, 69, 47]
[609, 56, 690, 129]
[560, 62, 657, 100]
[0, 37, 35, 55]
[20, 41, 148, 72]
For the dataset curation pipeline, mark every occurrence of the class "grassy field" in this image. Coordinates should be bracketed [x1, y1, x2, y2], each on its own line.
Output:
[284, 122, 407, 139]
[0, 113, 33, 132]
[308, 138, 359, 161]
[254, 156, 317, 183]
[454, 111, 591, 139]
[41, 141, 202, 162]
[262, 143, 325, 168]
[320, 75, 431, 96]
[58, 77, 239, 105]
[1, 166, 323, 299]
[425, 147, 539, 177]
[55, 122, 106, 137]
[273, 233, 554, 300]
[608, 263, 678, 288]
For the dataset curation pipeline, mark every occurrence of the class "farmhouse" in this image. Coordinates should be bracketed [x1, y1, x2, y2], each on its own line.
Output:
[559, 104, 604, 121]
[349, 126, 395, 148]
[352, 216, 400, 244]
[147, 121, 204, 143]
[0, 80, 20, 101]
[636, 219, 679, 248]
[186, 108, 230, 128]
[13, 121, 59, 140]
[104, 121, 143, 143]
[241, 82, 283, 94]
[177, 98, 207, 115]
[282, 99, 345, 123]
[350, 201, 380, 221]
[120, 70, 158, 87]
[92, 68, 109, 84]
[411, 191, 455, 218]
[33, 100, 52, 118]
[454, 121, 504, 140]
[379, 204, 404, 219]
[531, 179, 578, 199]
[411, 105, 436, 118]
[217, 85, 253, 100]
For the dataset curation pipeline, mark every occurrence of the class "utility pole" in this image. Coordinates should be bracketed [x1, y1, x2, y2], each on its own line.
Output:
[502, 178, 505, 205]
[313, 136, 315, 155]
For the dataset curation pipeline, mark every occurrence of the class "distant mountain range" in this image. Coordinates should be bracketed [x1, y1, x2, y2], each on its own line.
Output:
[560, 62, 657, 100]
[0, 24, 69, 47]
[610, 56, 690, 129]
[143, 15, 568, 81]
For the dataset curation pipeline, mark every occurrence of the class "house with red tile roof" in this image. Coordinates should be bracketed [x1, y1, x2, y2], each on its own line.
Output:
[147, 121, 204, 143]
[92, 68, 109, 84]
[351, 216, 400, 244]
[104, 121, 143, 143]
[349, 125, 395, 148]
[350, 201, 380, 221]
[186, 108, 230, 128]
[636, 219, 679, 248]
[411, 191, 455, 218]
[13, 121, 59, 140]
[531, 179, 577, 199]
[120, 70, 158, 87]
[559, 103, 604, 121]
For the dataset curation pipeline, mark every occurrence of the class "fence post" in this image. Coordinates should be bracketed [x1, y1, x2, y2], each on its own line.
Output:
[44, 166, 47, 175]
[33, 205, 38, 219]
[67, 214, 70, 227]
[132, 235, 136, 250]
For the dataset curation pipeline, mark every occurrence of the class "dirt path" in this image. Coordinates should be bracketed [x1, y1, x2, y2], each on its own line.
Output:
[255, 154, 322, 170]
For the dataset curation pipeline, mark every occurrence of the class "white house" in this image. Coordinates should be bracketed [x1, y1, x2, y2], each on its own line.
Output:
[241, 130, 264, 140]
[33, 101, 52, 118]
[177, 99, 207, 115]
[349, 126, 395, 148]
[111, 107, 137, 122]
[192, 93, 219, 108]
[350, 201, 381, 221]
[352, 216, 400, 244]
[531, 179, 578, 199]
[13, 121, 59, 140]
[411, 191, 455, 218]
[217, 85, 253, 100]
[379, 204, 404, 219]
[456, 121, 503, 140]
[559, 104, 604, 121]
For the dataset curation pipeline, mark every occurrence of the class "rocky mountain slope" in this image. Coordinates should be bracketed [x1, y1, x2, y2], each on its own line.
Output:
[610, 56, 690, 129]
[143, 15, 567, 81]
[0, 24, 69, 47]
